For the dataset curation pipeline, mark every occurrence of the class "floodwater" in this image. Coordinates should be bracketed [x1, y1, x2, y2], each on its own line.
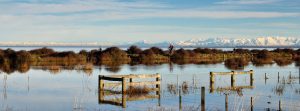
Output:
[1, 62, 300, 111]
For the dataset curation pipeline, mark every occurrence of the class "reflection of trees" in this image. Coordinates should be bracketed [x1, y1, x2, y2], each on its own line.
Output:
[100, 61, 126, 73]
[17, 63, 30, 73]
[142, 64, 163, 71]
[172, 58, 223, 65]
[48, 66, 61, 74]
[129, 63, 138, 72]
[104, 64, 122, 73]
[251, 58, 273, 66]
[225, 58, 249, 70]
[0, 62, 15, 74]
[169, 62, 173, 73]
[83, 70, 93, 76]
[274, 58, 293, 66]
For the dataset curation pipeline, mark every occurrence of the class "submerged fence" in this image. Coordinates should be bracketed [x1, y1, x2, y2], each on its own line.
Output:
[98, 73, 161, 108]
[209, 70, 254, 93]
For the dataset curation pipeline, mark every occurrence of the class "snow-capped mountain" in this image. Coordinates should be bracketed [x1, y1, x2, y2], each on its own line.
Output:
[1, 37, 300, 48]
[127, 37, 300, 47]
[175, 37, 300, 47]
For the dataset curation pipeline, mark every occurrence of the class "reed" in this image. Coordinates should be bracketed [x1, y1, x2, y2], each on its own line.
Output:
[127, 86, 150, 97]
[82, 63, 93, 70]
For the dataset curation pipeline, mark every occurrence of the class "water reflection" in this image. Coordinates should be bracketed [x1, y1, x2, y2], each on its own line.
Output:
[224, 58, 249, 70]
[2, 75, 7, 100]
[167, 81, 190, 95]
[209, 71, 254, 95]
[272, 73, 300, 96]
[1, 62, 300, 110]
[98, 74, 161, 108]
[2, 60, 300, 74]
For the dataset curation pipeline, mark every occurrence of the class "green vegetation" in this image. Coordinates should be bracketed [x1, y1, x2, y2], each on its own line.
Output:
[1, 46, 300, 73]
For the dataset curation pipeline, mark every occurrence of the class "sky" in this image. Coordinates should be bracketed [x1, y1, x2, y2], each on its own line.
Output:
[0, 0, 299, 43]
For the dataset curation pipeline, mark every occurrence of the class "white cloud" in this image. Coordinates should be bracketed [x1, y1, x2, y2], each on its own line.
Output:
[244, 22, 300, 29]
[1, 10, 298, 27]
[142, 10, 299, 19]
[215, 0, 281, 5]
[0, 0, 168, 14]
[0, 24, 298, 42]
[0, 0, 299, 42]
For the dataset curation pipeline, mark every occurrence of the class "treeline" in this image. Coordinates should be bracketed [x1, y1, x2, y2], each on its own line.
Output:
[1, 46, 300, 73]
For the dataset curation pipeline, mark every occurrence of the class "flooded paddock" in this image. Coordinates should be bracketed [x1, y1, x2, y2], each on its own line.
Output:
[1, 63, 300, 111]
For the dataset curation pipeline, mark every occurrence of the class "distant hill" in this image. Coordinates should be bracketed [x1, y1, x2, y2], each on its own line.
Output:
[1, 37, 300, 48]
[124, 37, 300, 48]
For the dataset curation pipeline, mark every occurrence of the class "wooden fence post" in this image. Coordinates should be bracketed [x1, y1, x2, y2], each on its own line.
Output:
[231, 71, 235, 87]
[298, 68, 300, 84]
[250, 70, 254, 86]
[156, 73, 160, 95]
[278, 72, 280, 83]
[129, 74, 133, 91]
[98, 75, 104, 103]
[225, 94, 228, 111]
[179, 89, 182, 111]
[156, 73, 161, 106]
[99, 75, 104, 91]
[279, 100, 282, 111]
[210, 72, 215, 93]
[265, 73, 267, 84]
[122, 77, 126, 108]
[201, 87, 205, 111]
[251, 97, 254, 111]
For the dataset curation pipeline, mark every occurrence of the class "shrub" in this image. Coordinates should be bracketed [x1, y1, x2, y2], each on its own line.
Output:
[256, 50, 271, 59]
[48, 51, 77, 58]
[100, 47, 130, 62]
[225, 58, 249, 70]
[273, 48, 294, 54]
[233, 49, 250, 54]
[16, 50, 32, 63]
[149, 47, 165, 55]
[29, 47, 54, 56]
[172, 48, 191, 59]
[127, 45, 142, 55]
[193, 48, 222, 54]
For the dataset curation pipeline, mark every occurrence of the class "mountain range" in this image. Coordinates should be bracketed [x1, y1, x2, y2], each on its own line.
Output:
[1, 37, 300, 48]
[126, 37, 300, 48]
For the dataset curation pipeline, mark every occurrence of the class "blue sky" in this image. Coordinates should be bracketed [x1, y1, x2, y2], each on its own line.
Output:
[0, 0, 299, 43]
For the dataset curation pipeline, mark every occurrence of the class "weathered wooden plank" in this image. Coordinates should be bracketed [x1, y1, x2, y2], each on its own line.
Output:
[235, 71, 253, 74]
[107, 74, 160, 79]
[106, 95, 159, 102]
[213, 71, 252, 75]
[103, 82, 122, 87]
[100, 76, 123, 81]
[102, 88, 160, 95]
[216, 86, 254, 91]
[213, 72, 233, 75]
[104, 81, 160, 86]
[99, 100, 122, 106]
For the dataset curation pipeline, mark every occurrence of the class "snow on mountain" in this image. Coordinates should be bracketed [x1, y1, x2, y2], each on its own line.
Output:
[181, 37, 299, 46]
[1, 37, 299, 48]
[129, 37, 300, 47]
